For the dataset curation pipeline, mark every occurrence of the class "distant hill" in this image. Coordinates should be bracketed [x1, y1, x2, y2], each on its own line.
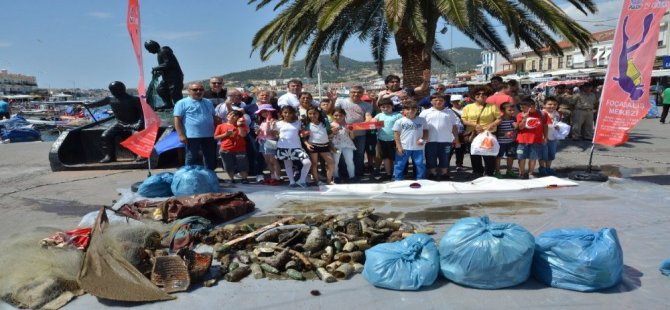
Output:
[217, 47, 481, 84]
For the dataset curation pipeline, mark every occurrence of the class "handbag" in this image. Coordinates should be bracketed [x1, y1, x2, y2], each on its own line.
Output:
[464, 105, 487, 143]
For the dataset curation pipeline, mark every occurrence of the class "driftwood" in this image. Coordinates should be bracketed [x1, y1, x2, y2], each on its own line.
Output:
[223, 217, 295, 247]
[274, 246, 314, 270]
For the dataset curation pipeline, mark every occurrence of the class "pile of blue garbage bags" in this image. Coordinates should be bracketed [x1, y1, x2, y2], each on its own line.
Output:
[137, 165, 220, 198]
[363, 216, 624, 292]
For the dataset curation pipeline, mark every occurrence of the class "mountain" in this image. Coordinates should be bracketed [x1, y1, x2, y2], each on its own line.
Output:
[217, 47, 482, 84]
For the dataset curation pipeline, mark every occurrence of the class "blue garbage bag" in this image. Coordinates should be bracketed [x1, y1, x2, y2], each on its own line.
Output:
[439, 216, 535, 289]
[138, 172, 174, 197]
[171, 165, 220, 196]
[363, 233, 440, 290]
[532, 228, 623, 291]
[660, 258, 670, 276]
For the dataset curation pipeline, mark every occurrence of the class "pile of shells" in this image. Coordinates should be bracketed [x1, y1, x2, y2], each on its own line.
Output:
[203, 208, 434, 283]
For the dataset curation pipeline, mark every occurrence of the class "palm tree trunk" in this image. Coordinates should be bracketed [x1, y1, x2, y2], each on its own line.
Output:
[395, 27, 432, 88]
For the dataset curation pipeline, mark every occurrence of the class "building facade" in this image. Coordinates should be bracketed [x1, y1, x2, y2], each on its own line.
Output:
[0, 70, 38, 95]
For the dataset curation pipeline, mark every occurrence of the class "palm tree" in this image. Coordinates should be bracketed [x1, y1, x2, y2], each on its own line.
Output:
[249, 0, 597, 87]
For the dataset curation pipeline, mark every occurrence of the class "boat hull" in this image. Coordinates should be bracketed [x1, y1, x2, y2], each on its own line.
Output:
[49, 117, 181, 171]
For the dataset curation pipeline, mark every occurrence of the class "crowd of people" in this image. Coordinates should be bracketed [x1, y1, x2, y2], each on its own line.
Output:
[172, 74, 578, 187]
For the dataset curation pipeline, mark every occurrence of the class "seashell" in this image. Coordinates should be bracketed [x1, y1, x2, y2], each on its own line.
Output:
[250, 263, 264, 279]
[285, 260, 299, 271]
[286, 269, 305, 281]
[237, 251, 251, 265]
[222, 224, 238, 233]
[224, 265, 250, 282]
[264, 248, 291, 269]
[228, 262, 240, 273]
[303, 228, 327, 252]
[325, 261, 342, 273]
[333, 252, 351, 263]
[347, 251, 363, 263]
[203, 279, 217, 287]
[414, 227, 435, 234]
[260, 263, 280, 274]
[316, 267, 337, 283]
[352, 263, 364, 273]
[342, 242, 356, 252]
[344, 219, 363, 236]
[332, 263, 354, 279]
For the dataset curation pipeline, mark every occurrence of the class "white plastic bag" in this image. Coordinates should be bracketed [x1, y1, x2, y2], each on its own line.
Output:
[263, 139, 278, 150]
[470, 131, 500, 156]
[553, 122, 571, 140]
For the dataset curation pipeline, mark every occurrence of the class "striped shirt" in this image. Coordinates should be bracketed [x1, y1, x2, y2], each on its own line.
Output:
[496, 118, 516, 144]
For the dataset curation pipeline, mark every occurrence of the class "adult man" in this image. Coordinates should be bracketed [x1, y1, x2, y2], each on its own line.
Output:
[204, 77, 227, 108]
[571, 84, 597, 140]
[489, 75, 503, 91]
[377, 70, 432, 111]
[486, 82, 515, 107]
[661, 84, 670, 124]
[174, 83, 217, 170]
[277, 79, 303, 109]
[335, 86, 374, 178]
[419, 94, 461, 180]
[86, 81, 144, 163]
[215, 89, 247, 122]
[144, 40, 184, 109]
[0, 97, 9, 120]
[555, 85, 575, 125]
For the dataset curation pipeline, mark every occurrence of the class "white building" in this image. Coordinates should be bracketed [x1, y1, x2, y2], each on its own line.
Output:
[0, 69, 38, 95]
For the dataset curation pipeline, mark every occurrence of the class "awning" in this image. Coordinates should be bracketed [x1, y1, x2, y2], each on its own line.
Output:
[533, 79, 589, 89]
[592, 50, 604, 60]
[602, 49, 612, 59]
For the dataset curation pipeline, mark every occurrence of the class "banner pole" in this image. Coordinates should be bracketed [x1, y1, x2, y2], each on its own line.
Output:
[586, 144, 596, 173]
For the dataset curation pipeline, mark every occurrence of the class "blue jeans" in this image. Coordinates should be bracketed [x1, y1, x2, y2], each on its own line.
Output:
[424, 142, 453, 170]
[541, 140, 559, 161]
[394, 149, 426, 181]
[353, 135, 366, 177]
[186, 137, 218, 171]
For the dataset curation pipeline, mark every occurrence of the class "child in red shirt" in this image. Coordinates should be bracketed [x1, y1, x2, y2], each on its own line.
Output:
[515, 98, 547, 179]
[214, 110, 249, 184]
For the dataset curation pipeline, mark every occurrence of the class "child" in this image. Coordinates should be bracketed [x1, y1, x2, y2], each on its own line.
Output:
[272, 106, 312, 188]
[540, 96, 561, 176]
[331, 108, 357, 182]
[515, 98, 548, 179]
[494, 102, 518, 178]
[303, 106, 336, 185]
[373, 98, 402, 180]
[255, 104, 282, 185]
[320, 98, 335, 122]
[214, 110, 249, 184]
[419, 94, 461, 180]
[392, 101, 428, 181]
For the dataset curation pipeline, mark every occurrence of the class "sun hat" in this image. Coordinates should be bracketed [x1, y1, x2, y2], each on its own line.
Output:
[255, 104, 276, 114]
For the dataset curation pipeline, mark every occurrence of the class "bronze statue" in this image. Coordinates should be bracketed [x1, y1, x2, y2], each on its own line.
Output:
[86, 81, 144, 163]
[144, 40, 184, 109]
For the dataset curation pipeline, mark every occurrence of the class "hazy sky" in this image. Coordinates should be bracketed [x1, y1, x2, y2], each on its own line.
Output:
[0, 0, 621, 89]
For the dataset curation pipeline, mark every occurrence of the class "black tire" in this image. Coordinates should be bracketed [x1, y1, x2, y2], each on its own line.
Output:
[568, 171, 609, 182]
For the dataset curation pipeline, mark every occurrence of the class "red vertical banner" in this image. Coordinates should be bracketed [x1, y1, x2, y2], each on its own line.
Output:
[120, 0, 161, 158]
[593, 0, 668, 146]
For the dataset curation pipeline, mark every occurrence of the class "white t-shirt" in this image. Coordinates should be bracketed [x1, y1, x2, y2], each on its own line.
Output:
[214, 102, 247, 121]
[277, 92, 300, 109]
[419, 107, 458, 142]
[392, 116, 427, 150]
[331, 122, 356, 150]
[307, 122, 329, 144]
[276, 120, 302, 149]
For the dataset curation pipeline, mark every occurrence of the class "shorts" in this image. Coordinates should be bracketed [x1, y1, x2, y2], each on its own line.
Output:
[220, 151, 249, 173]
[497, 142, 517, 158]
[364, 131, 378, 154]
[276, 147, 309, 161]
[258, 139, 277, 155]
[378, 140, 396, 160]
[307, 142, 331, 154]
[516, 143, 543, 160]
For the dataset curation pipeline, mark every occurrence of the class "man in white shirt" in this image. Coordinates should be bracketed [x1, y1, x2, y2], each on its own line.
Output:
[277, 79, 303, 109]
[419, 94, 461, 180]
[215, 89, 247, 122]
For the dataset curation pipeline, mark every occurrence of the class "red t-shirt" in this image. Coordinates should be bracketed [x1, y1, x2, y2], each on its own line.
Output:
[214, 123, 247, 152]
[516, 110, 545, 144]
[486, 92, 514, 107]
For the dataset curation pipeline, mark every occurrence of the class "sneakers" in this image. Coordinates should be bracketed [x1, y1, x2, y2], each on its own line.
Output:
[264, 178, 282, 186]
[288, 183, 299, 188]
[537, 167, 548, 176]
[493, 172, 504, 179]
[297, 182, 308, 188]
[456, 166, 465, 172]
[505, 171, 518, 178]
[440, 174, 452, 180]
[520, 173, 530, 180]
[240, 179, 250, 184]
[256, 175, 265, 183]
[546, 168, 556, 176]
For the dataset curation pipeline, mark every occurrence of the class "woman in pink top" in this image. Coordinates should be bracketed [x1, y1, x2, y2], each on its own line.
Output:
[255, 94, 282, 185]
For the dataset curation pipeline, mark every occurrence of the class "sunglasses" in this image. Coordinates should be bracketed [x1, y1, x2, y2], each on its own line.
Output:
[190, 88, 204, 91]
[210, 82, 222, 85]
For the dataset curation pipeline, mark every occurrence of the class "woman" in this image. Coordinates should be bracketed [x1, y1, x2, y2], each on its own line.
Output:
[461, 86, 501, 177]
[298, 92, 314, 119]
